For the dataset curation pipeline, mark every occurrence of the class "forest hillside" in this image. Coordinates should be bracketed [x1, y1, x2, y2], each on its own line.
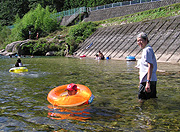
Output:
[0, 0, 129, 26]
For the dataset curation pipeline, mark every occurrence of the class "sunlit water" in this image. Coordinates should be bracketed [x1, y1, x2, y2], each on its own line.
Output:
[0, 56, 180, 131]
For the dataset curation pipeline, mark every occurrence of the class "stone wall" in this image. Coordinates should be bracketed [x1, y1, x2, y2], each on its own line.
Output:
[60, 16, 71, 26]
[76, 15, 180, 63]
[60, 0, 180, 25]
[84, 0, 180, 22]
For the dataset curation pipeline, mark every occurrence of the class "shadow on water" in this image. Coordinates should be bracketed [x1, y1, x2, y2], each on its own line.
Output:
[0, 56, 180, 131]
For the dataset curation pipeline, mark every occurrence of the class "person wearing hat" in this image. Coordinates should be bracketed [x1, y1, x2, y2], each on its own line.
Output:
[137, 32, 157, 101]
[15, 58, 23, 67]
[66, 83, 78, 96]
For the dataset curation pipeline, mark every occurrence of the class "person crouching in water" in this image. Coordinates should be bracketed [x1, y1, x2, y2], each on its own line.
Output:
[98, 50, 104, 60]
[15, 59, 23, 67]
[66, 83, 78, 96]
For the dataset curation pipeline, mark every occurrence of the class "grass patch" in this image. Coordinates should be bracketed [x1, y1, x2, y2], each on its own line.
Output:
[96, 3, 180, 27]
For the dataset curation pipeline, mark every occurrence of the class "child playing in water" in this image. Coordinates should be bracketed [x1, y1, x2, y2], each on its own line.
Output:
[66, 83, 78, 96]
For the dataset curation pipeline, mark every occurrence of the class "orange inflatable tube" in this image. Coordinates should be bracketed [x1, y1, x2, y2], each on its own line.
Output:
[47, 84, 94, 107]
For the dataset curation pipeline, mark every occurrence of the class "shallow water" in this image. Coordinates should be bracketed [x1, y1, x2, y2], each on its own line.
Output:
[0, 56, 180, 131]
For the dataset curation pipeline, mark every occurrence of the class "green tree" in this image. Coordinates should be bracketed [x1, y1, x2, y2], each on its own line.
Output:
[0, 0, 65, 26]
[66, 22, 97, 54]
[0, 0, 129, 26]
[0, 24, 11, 49]
[0, 0, 30, 26]
[9, 4, 58, 42]
[0, 0, 15, 26]
[28, 0, 65, 12]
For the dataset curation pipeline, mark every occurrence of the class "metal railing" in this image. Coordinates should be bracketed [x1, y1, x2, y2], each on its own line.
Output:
[7, 25, 15, 29]
[55, 0, 162, 17]
[56, 7, 87, 17]
[88, 0, 162, 12]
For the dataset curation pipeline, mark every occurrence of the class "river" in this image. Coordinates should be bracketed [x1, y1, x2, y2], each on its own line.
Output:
[0, 56, 180, 131]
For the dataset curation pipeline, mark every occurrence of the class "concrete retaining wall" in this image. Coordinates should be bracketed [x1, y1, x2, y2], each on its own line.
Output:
[60, 16, 71, 26]
[84, 0, 180, 22]
[76, 15, 180, 63]
[60, 0, 180, 26]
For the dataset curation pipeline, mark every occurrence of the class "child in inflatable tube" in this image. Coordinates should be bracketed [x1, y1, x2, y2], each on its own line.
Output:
[64, 83, 94, 105]
[47, 83, 94, 107]
[66, 83, 78, 96]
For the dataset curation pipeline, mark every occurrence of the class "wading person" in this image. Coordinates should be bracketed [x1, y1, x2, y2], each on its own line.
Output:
[98, 50, 104, 60]
[136, 32, 157, 102]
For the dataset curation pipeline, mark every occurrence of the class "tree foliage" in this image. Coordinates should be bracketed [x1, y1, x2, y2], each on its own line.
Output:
[0, 0, 30, 26]
[8, 4, 58, 42]
[65, 22, 98, 54]
[0, 24, 11, 49]
[21, 40, 61, 55]
[0, 0, 128, 26]
[0, 0, 128, 51]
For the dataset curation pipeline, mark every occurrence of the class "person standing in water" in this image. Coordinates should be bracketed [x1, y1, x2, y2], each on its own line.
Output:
[136, 32, 157, 102]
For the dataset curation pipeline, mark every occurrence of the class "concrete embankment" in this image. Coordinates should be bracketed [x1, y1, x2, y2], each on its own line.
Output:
[84, 0, 180, 22]
[76, 15, 180, 63]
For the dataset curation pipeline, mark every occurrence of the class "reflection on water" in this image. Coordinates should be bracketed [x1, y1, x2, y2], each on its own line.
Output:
[126, 61, 136, 71]
[47, 105, 91, 121]
[9, 71, 48, 78]
[0, 56, 180, 131]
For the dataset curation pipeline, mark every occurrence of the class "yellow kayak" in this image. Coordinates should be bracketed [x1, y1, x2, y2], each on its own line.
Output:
[9, 67, 28, 73]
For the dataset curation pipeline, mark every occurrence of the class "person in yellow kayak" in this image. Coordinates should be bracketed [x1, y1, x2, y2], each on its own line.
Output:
[15, 58, 23, 67]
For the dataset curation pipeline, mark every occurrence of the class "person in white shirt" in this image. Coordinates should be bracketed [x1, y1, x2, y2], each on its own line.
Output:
[137, 32, 157, 101]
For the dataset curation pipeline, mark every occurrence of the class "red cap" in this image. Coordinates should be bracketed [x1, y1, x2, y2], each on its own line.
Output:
[66, 83, 77, 91]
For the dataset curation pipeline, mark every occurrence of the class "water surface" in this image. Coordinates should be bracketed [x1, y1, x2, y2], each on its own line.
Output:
[0, 56, 180, 131]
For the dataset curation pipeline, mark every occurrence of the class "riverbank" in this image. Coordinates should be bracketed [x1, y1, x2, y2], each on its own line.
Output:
[1, 3, 180, 63]
[75, 14, 180, 63]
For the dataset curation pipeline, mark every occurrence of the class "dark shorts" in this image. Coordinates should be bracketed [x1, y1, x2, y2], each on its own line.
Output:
[138, 81, 157, 100]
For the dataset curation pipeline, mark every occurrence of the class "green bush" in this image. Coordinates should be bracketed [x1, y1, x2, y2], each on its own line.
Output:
[9, 4, 58, 42]
[65, 22, 97, 54]
[21, 40, 61, 55]
[54, 50, 65, 56]
[0, 24, 11, 49]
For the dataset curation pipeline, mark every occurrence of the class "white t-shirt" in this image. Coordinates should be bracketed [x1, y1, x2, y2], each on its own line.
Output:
[19, 63, 23, 67]
[139, 45, 157, 83]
